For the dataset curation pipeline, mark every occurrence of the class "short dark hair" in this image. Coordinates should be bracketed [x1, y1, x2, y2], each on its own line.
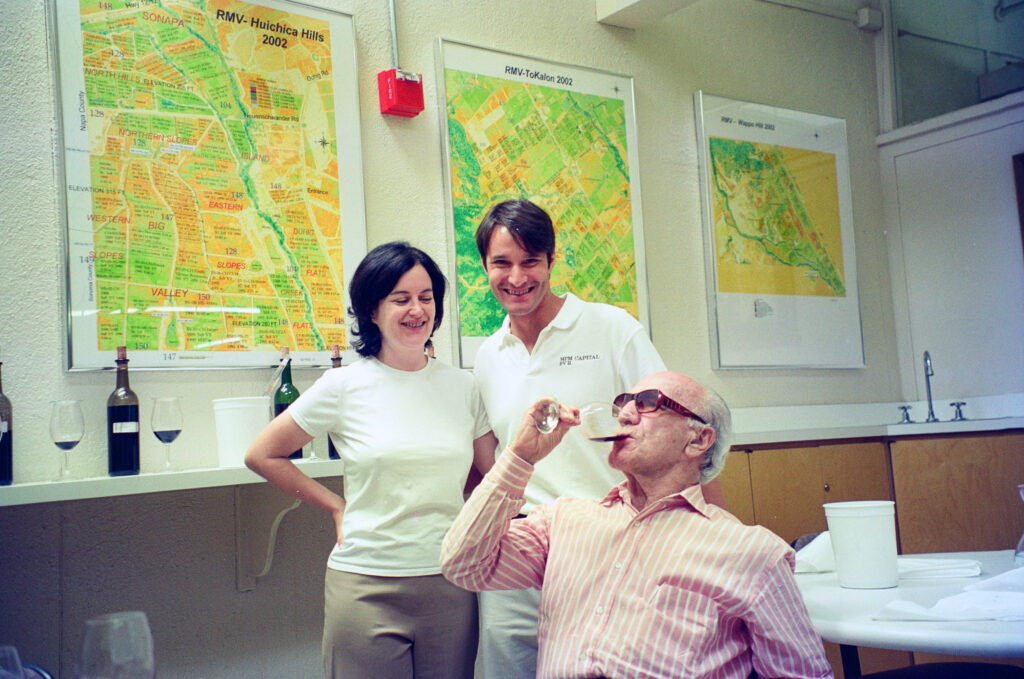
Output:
[347, 241, 446, 357]
[475, 199, 556, 265]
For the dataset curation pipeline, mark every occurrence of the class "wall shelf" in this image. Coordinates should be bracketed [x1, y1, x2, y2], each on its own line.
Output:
[0, 458, 342, 508]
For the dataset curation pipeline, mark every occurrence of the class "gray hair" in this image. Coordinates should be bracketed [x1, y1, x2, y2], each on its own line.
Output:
[694, 385, 732, 484]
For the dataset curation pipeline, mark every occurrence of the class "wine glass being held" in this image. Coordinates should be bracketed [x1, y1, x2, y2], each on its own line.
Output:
[80, 611, 155, 679]
[150, 397, 182, 471]
[511, 397, 579, 464]
[50, 399, 85, 481]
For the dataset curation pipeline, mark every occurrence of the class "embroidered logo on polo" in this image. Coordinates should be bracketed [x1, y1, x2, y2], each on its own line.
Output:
[558, 353, 601, 367]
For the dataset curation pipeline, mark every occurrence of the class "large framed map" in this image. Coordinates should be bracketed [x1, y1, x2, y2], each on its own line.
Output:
[436, 40, 649, 367]
[51, 0, 366, 370]
[694, 92, 864, 369]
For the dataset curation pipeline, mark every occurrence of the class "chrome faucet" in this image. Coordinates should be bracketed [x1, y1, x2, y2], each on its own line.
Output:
[923, 351, 938, 422]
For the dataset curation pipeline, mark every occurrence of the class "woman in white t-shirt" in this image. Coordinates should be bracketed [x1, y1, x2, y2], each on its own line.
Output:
[246, 241, 496, 679]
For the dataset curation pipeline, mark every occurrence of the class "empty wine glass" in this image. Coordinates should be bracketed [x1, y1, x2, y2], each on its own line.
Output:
[534, 400, 561, 433]
[1015, 483, 1024, 568]
[150, 397, 181, 471]
[579, 402, 626, 442]
[79, 611, 155, 679]
[0, 645, 26, 679]
[50, 399, 85, 481]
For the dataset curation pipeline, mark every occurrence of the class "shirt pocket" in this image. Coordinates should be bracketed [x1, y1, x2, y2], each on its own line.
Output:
[630, 583, 720, 674]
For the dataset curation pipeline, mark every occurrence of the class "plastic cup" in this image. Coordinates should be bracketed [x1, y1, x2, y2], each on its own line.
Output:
[212, 397, 271, 467]
[823, 500, 898, 589]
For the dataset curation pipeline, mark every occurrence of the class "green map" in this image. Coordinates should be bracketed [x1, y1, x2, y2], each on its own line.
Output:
[78, 0, 346, 354]
[445, 68, 639, 338]
[709, 136, 846, 297]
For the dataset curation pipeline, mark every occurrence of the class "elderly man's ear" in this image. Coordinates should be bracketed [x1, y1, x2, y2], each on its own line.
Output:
[684, 426, 716, 459]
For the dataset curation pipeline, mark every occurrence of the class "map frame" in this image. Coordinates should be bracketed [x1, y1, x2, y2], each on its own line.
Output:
[50, 0, 367, 370]
[435, 39, 651, 368]
[694, 92, 865, 369]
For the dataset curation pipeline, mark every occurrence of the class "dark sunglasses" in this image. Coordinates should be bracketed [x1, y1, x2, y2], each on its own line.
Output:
[613, 389, 708, 425]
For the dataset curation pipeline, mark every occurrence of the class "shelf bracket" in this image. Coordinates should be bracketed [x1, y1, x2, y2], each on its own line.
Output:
[234, 483, 301, 591]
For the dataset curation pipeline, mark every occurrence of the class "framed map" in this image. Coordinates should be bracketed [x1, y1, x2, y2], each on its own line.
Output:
[436, 40, 649, 368]
[51, 0, 366, 370]
[694, 92, 864, 369]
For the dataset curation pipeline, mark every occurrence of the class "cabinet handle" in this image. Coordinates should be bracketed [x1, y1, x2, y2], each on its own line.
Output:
[823, 483, 831, 492]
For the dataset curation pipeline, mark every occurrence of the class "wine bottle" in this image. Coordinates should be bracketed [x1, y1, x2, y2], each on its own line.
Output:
[0, 351, 12, 486]
[327, 344, 342, 460]
[273, 347, 302, 459]
[107, 346, 140, 476]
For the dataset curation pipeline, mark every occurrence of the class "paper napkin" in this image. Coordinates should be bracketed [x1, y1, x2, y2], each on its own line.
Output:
[794, 532, 835, 573]
[873, 590, 1024, 621]
[794, 531, 982, 578]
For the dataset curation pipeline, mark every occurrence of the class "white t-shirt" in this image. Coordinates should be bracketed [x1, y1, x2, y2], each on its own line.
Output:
[473, 293, 665, 511]
[289, 356, 491, 576]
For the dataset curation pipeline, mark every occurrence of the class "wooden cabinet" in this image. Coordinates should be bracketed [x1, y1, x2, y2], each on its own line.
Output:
[717, 432, 1023, 678]
[720, 441, 892, 544]
[890, 430, 1024, 554]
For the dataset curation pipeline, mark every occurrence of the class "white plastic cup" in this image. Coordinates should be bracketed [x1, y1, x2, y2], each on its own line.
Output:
[212, 397, 271, 467]
[823, 500, 898, 589]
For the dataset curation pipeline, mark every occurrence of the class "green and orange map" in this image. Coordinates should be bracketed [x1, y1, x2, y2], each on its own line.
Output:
[708, 136, 846, 297]
[72, 0, 347, 361]
[443, 63, 640, 340]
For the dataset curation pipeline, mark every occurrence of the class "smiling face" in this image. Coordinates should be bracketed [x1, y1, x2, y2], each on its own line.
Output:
[372, 264, 435, 363]
[483, 226, 554, 319]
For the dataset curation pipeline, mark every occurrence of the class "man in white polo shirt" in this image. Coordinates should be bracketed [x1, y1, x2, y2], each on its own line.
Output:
[471, 199, 725, 678]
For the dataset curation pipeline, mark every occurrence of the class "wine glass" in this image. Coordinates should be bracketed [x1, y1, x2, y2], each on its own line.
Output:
[79, 611, 155, 679]
[0, 645, 26, 679]
[150, 397, 182, 471]
[534, 400, 561, 433]
[1015, 483, 1024, 568]
[579, 402, 627, 442]
[50, 399, 85, 481]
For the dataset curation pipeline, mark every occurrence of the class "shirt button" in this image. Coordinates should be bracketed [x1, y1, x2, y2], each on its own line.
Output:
[595, 606, 604, 614]
[578, 653, 586, 662]
[613, 562, 623, 569]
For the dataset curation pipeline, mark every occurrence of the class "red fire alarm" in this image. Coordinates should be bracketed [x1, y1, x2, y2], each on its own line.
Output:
[378, 68, 424, 118]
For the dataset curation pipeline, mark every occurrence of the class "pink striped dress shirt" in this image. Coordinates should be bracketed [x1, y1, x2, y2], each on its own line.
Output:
[441, 448, 834, 679]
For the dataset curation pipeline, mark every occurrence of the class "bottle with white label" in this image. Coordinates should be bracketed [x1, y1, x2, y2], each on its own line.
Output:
[107, 345, 140, 476]
[0, 349, 12, 485]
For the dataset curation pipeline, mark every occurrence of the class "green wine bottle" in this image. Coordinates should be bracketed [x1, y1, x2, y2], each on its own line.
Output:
[327, 344, 342, 460]
[0, 349, 13, 486]
[273, 347, 302, 459]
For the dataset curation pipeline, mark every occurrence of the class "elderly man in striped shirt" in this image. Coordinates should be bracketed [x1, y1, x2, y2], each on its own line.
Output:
[441, 371, 833, 679]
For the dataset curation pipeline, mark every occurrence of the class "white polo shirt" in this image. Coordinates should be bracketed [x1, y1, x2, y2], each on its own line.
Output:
[473, 293, 665, 511]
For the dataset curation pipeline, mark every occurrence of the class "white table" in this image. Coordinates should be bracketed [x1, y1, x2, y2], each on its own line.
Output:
[796, 550, 1024, 676]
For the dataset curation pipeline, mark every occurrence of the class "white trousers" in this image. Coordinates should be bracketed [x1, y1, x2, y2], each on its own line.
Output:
[476, 587, 541, 679]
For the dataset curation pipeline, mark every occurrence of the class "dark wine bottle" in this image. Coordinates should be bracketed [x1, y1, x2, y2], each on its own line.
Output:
[273, 347, 302, 459]
[107, 345, 140, 476]
[0, 351, 12, 486]
[327, 344, 342, 460]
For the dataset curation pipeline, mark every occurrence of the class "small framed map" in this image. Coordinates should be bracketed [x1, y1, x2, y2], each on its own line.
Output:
[51, 0, 366, 369]
[436, 40, 649, 368]
[694, 92, 864, 369]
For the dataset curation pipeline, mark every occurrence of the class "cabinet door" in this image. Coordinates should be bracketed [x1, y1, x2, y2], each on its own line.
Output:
[749, 446, 826, 544]
[716, 450, 755, 526]
[890, 431, 1024, 553]
[748, 442, 892, 545]
[820, 442, 892, 503]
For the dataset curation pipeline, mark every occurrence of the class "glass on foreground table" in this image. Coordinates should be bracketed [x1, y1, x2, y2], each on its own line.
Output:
[80, 611, 155, 679]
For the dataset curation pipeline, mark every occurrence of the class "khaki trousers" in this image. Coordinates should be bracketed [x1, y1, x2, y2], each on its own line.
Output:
[322, 568, 477, 679]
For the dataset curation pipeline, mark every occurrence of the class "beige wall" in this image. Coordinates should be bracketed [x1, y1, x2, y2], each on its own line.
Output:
[0, 0, 897, 676]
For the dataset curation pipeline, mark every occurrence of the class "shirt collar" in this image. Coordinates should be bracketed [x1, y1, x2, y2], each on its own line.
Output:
[603, 481, 712, 519]
[496, 292, 582, 347]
